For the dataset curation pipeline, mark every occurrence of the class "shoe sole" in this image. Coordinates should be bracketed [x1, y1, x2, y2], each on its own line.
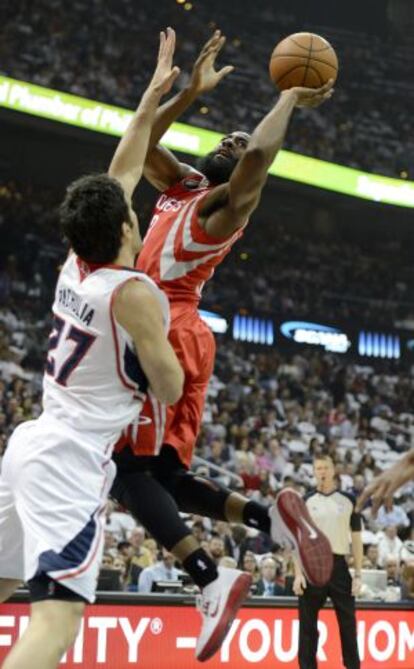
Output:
[197, 572, 252, 662]
[271, 489, 333, 587]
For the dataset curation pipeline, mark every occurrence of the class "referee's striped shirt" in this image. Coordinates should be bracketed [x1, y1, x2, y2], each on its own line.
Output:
[304, 489, 362, 555]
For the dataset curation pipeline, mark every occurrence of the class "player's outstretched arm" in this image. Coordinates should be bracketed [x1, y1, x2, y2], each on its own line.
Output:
[356, 448, 414, 514]
[113, 280, 184, 405]
[144, 30, 234, 191]
[108, 28, 180, 203]
[201, 81, 334, 238]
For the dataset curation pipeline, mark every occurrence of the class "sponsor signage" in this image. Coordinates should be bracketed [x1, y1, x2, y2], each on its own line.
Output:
[1, 75, 414, 207]
[229, 314, 408, 359]
[198, 309, 228, 334]
[280, 321, 351, 353]
[0, 603, 413, 668]
[233, 314, 274, 345]
[358, 330, 401, 360]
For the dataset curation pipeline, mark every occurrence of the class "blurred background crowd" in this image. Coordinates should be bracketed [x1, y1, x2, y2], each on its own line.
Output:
[1, 0, 414, 179]
[1, 0, 414, 603]
[1, 185, 414, 602]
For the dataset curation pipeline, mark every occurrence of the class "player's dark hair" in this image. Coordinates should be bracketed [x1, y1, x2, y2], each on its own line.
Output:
[59, 174, 131, 263]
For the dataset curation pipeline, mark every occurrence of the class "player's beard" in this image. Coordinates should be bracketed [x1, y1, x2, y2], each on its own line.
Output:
[196, 152, 239, 185]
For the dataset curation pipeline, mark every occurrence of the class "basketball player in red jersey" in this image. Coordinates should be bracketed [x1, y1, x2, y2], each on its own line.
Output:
[111, 29, 335, 662]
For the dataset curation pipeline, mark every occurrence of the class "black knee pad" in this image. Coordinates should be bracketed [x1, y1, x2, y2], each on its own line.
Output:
[168, 471, 232, 520]
[28, 574, 87, 603]
[155, 444, 232, 520]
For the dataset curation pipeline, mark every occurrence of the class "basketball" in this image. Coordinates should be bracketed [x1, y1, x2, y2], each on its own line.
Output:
[269, 32, 338, 90]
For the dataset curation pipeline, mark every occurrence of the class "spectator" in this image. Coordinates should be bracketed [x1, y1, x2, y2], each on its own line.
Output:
[103, 531, 118, 559]
[364, 544, 380, 570]
[191, 520, 208, 543]
[208, 536, 226, 565]
[242, 551, 259, 584]
[138, 549, 183, 593]
[400, 539, 414, 564]
[385, 557, 401, 587]
[104, 499, 137, 542]
[143, 538, 158, 563]
[112, 556, 128, 591]
[101, 553, 114, 569]
[125, 527, 154, 589]
[224, 525, 248, 566]
[378, 526, 403, 567]
[401, 562, 414, 600]
[206, 439, 233, 482]
[376, 502, 410, 531]
[255, 557, 286, 596]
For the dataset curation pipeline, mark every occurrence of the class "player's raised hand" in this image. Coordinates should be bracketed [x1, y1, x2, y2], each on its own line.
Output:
[356, 449, 414, 515]
[150, 27, 181, 95]
[287, 79, 335, 108]
[189, 29, 234, 95]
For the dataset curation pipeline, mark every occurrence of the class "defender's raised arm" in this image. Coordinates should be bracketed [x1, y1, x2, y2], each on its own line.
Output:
[143, 30, 234, 191]
[109, 27, 180, 202]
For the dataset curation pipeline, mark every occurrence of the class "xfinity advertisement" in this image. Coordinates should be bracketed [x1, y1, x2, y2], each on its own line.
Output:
[1, 603, 413, 668]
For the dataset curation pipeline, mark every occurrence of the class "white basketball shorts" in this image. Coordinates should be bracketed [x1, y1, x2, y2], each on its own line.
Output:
[0, 413, 116, 603]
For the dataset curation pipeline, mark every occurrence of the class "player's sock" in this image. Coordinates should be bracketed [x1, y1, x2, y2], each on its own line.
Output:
[182, 549, 219, 589]
[242, 500, 271, 534]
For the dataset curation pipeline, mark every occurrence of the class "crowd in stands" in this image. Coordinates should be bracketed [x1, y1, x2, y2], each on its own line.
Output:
[93, 338, 414, 600]
[1, 0, 414, 178]
[2, 313, 414, 599]
[1, 176, 414, 600]
[203, 220, 414, 327]
[3, 181, 414, 336]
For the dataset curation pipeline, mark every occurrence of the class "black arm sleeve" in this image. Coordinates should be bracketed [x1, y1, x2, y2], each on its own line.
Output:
[343, 492, 362, 531]
[350, 510, 362, 532]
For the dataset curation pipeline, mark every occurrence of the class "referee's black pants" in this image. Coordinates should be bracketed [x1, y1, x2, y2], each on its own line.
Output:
[298, 555, 360, 669]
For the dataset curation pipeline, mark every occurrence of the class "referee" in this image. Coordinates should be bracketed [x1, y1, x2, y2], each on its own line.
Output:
[293, 454, 363, 669]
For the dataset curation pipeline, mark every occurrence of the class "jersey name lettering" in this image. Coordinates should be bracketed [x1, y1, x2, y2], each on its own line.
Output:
[156, 194, 184, 213]
[58, 288, 95, 326]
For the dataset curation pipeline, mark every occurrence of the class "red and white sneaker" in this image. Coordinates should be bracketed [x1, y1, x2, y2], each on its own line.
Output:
[195, 567, 252, 662]
[270, 488, 333, 586]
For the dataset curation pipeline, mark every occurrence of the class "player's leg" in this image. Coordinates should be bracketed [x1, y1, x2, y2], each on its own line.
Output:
[2, 597, 84, 669]
[111, 453, 218, 588]
[157, 445, 332, 585]
[328, 558, 360, 669]
[298, 583, 328, 669]
[161, 324, 333, 584]
[161, 322, 274, 532]
[0, 474, 25, 602]
[111, 453, 252, 662]
[2, 420, 113, 667]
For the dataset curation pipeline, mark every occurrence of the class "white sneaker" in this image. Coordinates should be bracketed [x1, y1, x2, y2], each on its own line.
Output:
[269, 488, 333, 586]
[195, 566, 252, 662]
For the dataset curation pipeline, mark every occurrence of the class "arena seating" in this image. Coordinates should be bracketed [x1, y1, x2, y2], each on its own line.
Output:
[1, 182, 413, 598]
[1, 0, 413, 178]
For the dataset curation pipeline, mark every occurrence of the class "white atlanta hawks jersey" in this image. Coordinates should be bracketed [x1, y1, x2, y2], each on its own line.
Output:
[42, 253, 169, 442]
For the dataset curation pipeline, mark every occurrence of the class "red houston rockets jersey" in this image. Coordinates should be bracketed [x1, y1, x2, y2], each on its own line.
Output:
[136, 173, 245, 308]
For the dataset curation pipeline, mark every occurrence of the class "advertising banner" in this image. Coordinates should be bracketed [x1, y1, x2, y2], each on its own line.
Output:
[1, 603, 413, 668]
[1, 75, 414, 208]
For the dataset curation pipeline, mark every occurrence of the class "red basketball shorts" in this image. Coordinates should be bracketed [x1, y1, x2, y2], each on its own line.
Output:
[115, 312, 216, 468]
